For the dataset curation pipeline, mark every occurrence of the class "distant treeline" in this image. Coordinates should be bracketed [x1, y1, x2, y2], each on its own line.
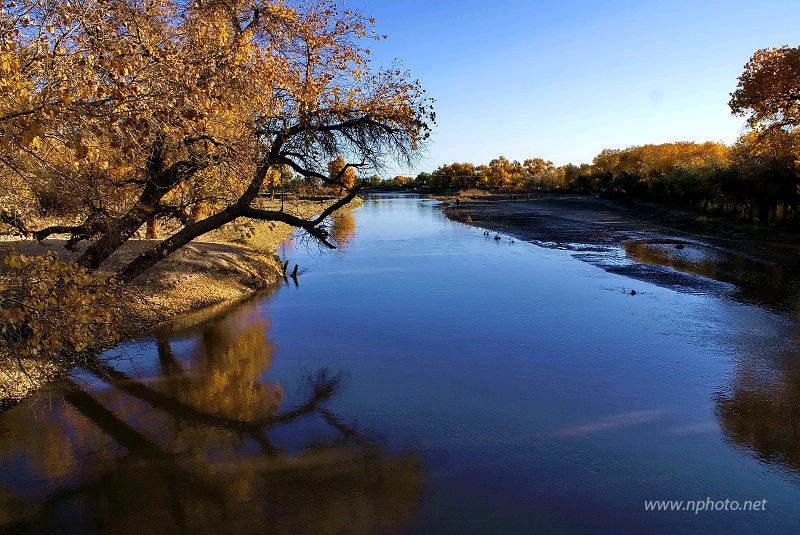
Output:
[404, 42, 800, 228]
[409, 130, 799, 226]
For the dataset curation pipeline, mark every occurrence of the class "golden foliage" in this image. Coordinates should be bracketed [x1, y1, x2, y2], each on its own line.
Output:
[0, 249, 120, 356]
[730, 45, 800, 131]
[2, 0, 433, 279]
[327, 155, 357, 189]
[423, 157, 559, 191]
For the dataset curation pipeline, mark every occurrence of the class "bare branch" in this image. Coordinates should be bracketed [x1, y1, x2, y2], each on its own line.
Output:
[244, 207, 335, 248]
[0, 210, 32, 237]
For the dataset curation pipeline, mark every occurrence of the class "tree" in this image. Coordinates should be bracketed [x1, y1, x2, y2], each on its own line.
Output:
[1, 0, 434, 284]
[392, 175, 414, 186]
[732, 130, 799, 224]
[730, 45, 800, 131]
[264, 164, 292, 199]
[327, 155, 357, 193]
[730, 45, 800, 224]
[428, 162, 477, 189]
[484, 156, 512, 190]
[522, 158, 555, 178]
[522, 157, 557, 189]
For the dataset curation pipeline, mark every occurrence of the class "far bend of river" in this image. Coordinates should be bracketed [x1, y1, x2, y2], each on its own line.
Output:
[3, 194, 800, 534]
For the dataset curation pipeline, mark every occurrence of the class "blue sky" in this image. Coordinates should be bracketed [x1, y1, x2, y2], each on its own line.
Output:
[348, 0, 800, 176]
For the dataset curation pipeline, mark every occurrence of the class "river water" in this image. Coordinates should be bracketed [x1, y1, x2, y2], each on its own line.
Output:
[2, 194, 800, 533]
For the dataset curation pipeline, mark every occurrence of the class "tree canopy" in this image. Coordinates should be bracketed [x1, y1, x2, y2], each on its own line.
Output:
[0, 0, 434, 282]
[730, 45, 800, 132]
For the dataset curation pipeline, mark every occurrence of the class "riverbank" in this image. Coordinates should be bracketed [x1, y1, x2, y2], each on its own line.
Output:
[442, 193, 800, 310]
[0, 197, 363, 404]
[443, 193, 800, 265]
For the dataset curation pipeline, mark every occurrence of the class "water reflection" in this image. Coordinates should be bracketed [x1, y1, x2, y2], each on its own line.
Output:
[715, 336, 800, 472]
[0, 304, 422, 534]
[624, 239, 798, 311]
[330, 213, 357, 249]
[4, 194, 800, 532]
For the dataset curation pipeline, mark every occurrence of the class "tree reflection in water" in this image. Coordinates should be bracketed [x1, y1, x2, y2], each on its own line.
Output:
[715, 321, 800, 472]
[330, 212, 356, 249]
[0, 306, 422, 534]
[623, 239, 797, 311]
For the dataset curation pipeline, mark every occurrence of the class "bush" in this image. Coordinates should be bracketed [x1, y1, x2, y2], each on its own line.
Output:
[0, 250, 120, 357]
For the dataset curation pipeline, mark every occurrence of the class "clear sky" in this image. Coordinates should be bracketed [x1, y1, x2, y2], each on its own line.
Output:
[348, 0, 800, 176]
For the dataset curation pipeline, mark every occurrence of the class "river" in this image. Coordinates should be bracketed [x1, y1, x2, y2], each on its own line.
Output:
[2, 194, 800, 533]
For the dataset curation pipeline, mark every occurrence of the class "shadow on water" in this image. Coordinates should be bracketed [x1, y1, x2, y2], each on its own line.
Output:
[623, 239, 799, 312]
[0, 301, 422, 534]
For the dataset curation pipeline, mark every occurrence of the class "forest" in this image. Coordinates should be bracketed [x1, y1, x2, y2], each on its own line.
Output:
[415, 45, 800, 227]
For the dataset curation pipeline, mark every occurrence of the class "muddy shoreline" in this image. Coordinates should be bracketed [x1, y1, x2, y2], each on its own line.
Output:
[442, 194, 800, 312]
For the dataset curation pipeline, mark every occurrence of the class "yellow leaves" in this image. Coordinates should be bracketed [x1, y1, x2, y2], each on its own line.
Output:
[265, 167, 281, 188]
[327, 155, 356, 188]
[0, 250, 121, 358]
[0, 57, 18, 73]
[2, 0, 431, 263]
[731, 45, 800, 130]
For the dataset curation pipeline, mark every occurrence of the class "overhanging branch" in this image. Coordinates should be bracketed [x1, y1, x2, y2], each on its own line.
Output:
[243, 183, 364, 248]
[243, 207, 335, 248]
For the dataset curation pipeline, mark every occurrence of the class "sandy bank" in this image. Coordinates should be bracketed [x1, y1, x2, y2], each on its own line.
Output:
[0, 197, 363, 404]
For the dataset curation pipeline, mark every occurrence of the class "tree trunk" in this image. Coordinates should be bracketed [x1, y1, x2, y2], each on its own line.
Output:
[758, 202, 769, 225]
[77, 153, 201, 271]
[117, 203, 244, 283]
[116, 162, 274, 283]
[146, 219, 159, 239]
[78, 201, 159, 270]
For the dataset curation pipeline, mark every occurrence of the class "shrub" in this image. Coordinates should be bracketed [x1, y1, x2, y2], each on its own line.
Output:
[0, 250, 120, 358]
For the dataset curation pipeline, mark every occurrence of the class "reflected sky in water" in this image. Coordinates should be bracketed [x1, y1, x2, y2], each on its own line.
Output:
[2, 195, 800, 534]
